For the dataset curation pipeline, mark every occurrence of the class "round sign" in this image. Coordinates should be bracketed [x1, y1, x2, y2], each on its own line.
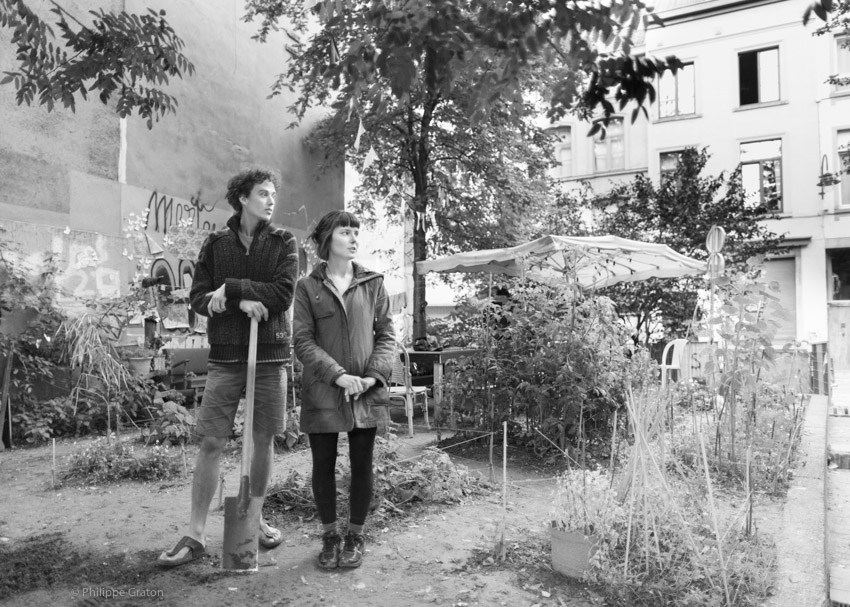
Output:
[707, 252, 725, 279]
[706, 225, 726, 253]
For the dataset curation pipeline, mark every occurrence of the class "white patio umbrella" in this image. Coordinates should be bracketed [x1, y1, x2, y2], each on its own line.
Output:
[415, 235, 706, 290]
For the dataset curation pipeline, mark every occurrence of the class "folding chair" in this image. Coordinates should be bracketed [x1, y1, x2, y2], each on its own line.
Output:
[660, 339, 688, 389]
[388, 340, 429, 437]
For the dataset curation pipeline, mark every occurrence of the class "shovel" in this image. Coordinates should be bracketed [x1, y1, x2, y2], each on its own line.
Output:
[222, 318, 263, 571]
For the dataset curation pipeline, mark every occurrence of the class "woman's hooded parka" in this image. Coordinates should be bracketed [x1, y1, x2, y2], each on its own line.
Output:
[293, 262, 395, 433]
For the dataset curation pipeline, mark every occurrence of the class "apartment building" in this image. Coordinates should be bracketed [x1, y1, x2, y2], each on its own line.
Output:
[550, 0, 850, 367]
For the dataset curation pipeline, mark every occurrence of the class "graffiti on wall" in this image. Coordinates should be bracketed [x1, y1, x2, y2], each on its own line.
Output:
[144, 190, 220, 236]
[56, 233, 121, 301]
[124, 187, 230, 294]
[122, 187, 230, 332]
[0, 222, 124, 315]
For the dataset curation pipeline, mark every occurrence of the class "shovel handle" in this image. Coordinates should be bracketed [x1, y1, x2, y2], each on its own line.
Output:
[240, 318, 259, 481]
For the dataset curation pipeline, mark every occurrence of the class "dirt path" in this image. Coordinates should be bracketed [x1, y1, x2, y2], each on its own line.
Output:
[0, 431, 597, 607]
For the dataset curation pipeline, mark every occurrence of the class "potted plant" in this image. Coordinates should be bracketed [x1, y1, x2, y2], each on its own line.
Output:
[119, 211, 168, 374]
[548, 469, 622, 579]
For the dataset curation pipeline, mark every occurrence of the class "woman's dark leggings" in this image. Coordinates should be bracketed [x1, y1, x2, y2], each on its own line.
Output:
[309, 426, 377, 527]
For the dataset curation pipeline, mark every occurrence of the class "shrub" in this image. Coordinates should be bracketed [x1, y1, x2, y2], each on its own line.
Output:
[141, 395, 195, 445]
[62, 436, 182, 484]
[442, 280, 637, 458]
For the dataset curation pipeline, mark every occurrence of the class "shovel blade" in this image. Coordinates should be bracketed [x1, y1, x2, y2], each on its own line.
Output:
[222, 493, 263, 571]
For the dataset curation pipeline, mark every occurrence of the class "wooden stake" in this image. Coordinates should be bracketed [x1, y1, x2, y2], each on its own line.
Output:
[502, 421, 507, 507]
[499, 421, 507, 561]
[181, 441, 188, 479]
[608, 409, 618, 482]
[488, 431, 495, 483]
[52, 438, 56, 490]
[218, 472, 226, 510]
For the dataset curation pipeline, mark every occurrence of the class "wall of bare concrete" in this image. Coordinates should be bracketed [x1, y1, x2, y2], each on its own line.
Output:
[0, 0, 342, 312]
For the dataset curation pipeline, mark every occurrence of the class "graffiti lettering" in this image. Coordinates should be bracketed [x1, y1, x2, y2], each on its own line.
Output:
[145, 191, 218, 235]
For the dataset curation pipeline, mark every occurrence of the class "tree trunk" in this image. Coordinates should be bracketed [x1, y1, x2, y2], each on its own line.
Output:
[410, 57, 440, 341]
[412, 192, 428, 340]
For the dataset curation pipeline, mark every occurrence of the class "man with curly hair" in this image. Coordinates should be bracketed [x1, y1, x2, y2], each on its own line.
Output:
[157, 168, 298, 567]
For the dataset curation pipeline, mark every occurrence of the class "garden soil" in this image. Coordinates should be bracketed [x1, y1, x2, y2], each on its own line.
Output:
[0, 428, 789, 607]
[0, 430, 602, 607]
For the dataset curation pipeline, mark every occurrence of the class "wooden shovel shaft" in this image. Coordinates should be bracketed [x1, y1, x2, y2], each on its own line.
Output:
[222, 317, 262, 571]
[238, 318, 259, 512]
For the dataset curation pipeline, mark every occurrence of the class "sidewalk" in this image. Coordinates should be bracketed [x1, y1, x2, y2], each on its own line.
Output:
[764, 390, 828, 607]
[828, 370, 850, 607]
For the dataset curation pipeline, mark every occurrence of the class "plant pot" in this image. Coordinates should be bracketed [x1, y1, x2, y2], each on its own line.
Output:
[550, 527, 597, 579]
[126, 356, 153, 377]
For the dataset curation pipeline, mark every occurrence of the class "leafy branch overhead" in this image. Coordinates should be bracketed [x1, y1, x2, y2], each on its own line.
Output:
[246, 0, 679, 128]
[0, 0, 194, 128]
[243, 0, 680, 339]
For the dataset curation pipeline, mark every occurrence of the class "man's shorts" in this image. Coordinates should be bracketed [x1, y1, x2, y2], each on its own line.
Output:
[195, 362, 287, 438]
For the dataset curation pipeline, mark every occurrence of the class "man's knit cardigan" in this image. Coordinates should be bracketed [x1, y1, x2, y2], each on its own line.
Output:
[189, 214, 299, 364]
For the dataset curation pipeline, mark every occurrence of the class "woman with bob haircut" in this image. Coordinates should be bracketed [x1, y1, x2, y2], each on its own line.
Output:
[292, 210, 395, 569]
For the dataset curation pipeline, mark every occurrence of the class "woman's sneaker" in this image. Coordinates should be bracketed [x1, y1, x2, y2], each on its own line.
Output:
[317, 530, 341, 569]
[338, 531, 365, 568]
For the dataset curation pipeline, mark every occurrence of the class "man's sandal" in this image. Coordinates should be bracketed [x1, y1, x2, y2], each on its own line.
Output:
[259, 523, 284, 549]
[156, 536, 205, 568]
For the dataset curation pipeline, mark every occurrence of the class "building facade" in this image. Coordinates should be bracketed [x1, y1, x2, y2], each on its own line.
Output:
[0, 0, 343, 335]
[550, 0, 850, 366]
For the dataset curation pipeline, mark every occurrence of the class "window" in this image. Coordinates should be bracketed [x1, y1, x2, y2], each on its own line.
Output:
[838, 130, 850, 207]
[835, 37, 850, 92]
[830, 249, 850, 300]
[659, 62, 695, 118]
[593, 117, 624, 172]
[551, 126, 573, 179]
[740, 139, 782, 211]
[738, 47, 780, 105]
[660, 151, 683, 181]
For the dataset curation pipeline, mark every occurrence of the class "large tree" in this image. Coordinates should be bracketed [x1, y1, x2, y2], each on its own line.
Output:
[585, 147, 786, 346]
[245, 0, 678, 339]
[0, 0, 194, 128]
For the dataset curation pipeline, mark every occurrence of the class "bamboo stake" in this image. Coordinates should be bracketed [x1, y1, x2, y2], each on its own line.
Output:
[745, 445, 752, 536]
[499, 421, 507, 561]
[698, 433, 732, 606]
[608, 409, 618, 484]
[51, 438, 56, 489]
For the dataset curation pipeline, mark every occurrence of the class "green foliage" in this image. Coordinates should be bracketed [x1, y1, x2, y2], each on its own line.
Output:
[586, 147, 786, 346]
[11, 396, 71, 444]
[244, 0, 680, 339]
[0, 0, 194, 128]
[246, 0, 676, 125]
[551, 390, 776, 606]
[672, 267, 808, 492]
[275, 405, 307, 450]
[550, 469, 624, 537]
[12, 374, 154, 446]
[442, 281, 635, 457]
[141, 395, 195, 446]
[62, 435, 182, 484]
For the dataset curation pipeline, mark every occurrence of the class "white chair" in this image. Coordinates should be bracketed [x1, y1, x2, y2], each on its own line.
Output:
[660, 339, 688, 389]
[388, 341, 429, 437]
